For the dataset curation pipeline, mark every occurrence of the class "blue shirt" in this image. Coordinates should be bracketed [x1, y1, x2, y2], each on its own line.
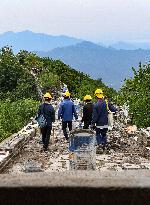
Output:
[58, 99, 78, 121]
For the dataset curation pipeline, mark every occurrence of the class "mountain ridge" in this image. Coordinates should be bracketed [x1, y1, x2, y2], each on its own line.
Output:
[1, 30, 150, 89]
[36, 41, 150, 89]
[0, 30, 83, 53]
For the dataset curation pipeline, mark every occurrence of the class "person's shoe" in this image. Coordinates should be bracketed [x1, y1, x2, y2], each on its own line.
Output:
[102, 144, 106, 150]
[39, 140, 43, 144]
[43, 147, 48, 151]
[65, 137, 69, 141]
[96, 144, 104, 154]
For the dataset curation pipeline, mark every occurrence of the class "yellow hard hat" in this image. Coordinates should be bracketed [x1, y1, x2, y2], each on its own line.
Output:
[94, 89, 104, 99]
[64, 91, 71, 97]
[84, 95, 92, 101]
[44, 92, 52, 99]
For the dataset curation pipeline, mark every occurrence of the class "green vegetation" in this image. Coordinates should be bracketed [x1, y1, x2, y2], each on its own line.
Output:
[38, 71, 60, 93]
[0, 46, 116, 141]
[117, 63, 150, 128]
[41, 58, 117, 100]
[0, 47, 38, 101]
[0, 45, 149, 142]
[0, 99, 39, 142]
[0, 47, 40, 141]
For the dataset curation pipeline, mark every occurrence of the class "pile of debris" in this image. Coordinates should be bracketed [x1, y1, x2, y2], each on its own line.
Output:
[107, 107, 150, 159]
[0, 123, 36, 173]
[1, 104, 150, 173]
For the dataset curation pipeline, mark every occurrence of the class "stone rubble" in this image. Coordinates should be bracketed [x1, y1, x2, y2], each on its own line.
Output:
[3, 109, 150, 173]
[0, 103, 150, 174]
[0, 123, 36, 173]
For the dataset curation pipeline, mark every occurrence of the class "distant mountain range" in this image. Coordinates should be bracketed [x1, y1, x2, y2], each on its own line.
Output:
[110, 41, 150, 50]
[0, 30, 82, 53]
[0, 30, 150, 89]
[36, 41, 150, 89]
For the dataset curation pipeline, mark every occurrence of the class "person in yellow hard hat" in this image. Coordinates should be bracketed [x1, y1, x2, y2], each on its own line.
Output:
[95, 89, 104, 99]
[63, 91, 70, 98]
[37, 92, 55, 151]
[44, 92, 52, 99]
[58, 91, 78, 141]
[81, 95, 93, 129]
[91, 89, 117, 149]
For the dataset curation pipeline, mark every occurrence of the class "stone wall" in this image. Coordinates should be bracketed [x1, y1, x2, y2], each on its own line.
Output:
[0, 122, 37, 173]
[0, 171, 150, 205]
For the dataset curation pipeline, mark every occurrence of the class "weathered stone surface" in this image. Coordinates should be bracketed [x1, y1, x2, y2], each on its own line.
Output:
[23, 161, 43, 172]
[2, 105, 149, 174]
[0, 170, 150, 187]
[0, 171, 150, 205]
[0, 123, 36, 173]
[1, 103, 150, 174]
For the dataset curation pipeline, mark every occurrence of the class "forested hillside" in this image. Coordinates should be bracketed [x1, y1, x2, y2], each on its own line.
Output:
[37, 41, 150, 89]
[117, 63, 150, 127]
[0, 46, 149, 142]
[0, 47, 116, 141]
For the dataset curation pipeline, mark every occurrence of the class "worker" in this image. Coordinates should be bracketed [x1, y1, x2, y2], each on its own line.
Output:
[91, 89, 117, 149]
[37, 92, 55, 151]
[58, 91, 78, 141]
[81, 95, 93, 129]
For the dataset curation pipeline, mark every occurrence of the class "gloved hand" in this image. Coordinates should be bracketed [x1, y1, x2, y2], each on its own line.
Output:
[79, 121, 82, 126]
[90, 124, 96, 130]
[78, 122, 82, 129]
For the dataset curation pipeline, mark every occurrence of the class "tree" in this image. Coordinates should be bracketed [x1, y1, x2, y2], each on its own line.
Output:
[117, 63, 150, 127]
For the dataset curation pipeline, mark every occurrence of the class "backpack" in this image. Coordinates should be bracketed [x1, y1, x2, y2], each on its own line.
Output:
[36, 104, 47, 128]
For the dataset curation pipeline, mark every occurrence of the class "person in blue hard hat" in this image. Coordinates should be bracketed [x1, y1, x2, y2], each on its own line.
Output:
[58, 91, 78, 141]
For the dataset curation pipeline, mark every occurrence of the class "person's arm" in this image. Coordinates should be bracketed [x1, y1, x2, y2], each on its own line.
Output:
[108, 103, 118, 113]
[72, 104, 78, 120]
[37, 105, 42, 116]
[81, 106, 86, 122]
[91, 104, 98, 125]
[35, 104, 42, 120]
[51, 106, 55, 122]
[58, 103, 63, 119]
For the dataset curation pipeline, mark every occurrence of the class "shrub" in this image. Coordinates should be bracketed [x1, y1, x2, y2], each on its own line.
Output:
[0, 99, 39, 142]
[117, 63, 150, 127]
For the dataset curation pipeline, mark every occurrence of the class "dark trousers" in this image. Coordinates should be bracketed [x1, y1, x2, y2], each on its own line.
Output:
[83, 121, 91, 129]
[62, 121, 72, 140]
[41, 126, 52, 149]
[96, 128, 108, 145]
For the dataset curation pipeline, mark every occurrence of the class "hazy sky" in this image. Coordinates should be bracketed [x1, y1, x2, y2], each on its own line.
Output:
[0, 0, 150, 42]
